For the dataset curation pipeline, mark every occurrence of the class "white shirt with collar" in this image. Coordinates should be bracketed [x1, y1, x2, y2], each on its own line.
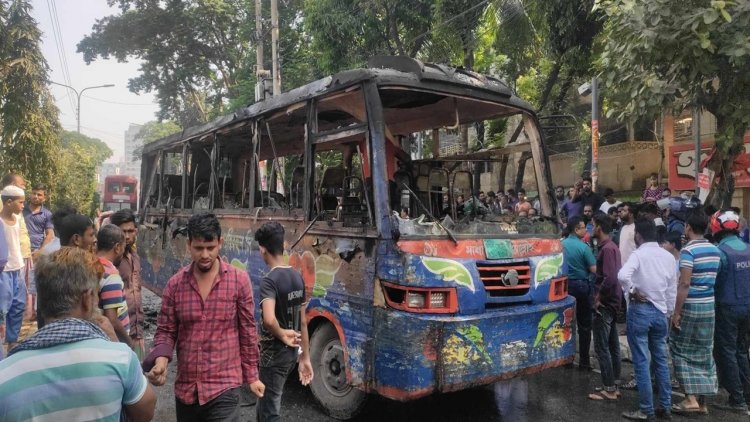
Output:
[617, 242, 677, 314]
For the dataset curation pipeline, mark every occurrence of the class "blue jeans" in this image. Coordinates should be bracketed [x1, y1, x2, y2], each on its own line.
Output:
[257, 347, 297, 422]
[593, 306, 621, 389]
[0, 270, 27, 344]
[714, 303, 750, 406]
[568, 279, 593, 366]
[627, 301, 671, 416]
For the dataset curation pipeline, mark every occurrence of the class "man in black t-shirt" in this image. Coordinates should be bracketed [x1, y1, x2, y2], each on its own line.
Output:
[255, 222, 313, 422]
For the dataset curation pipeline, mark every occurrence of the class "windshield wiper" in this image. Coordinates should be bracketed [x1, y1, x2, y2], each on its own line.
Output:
[399, 182, 458, 245]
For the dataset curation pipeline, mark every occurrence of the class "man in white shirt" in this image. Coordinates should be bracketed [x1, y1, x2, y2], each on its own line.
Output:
[619, 203, 637, 263]
[599, 188, 622, 214]
[618, 218, 677, 421]
[0, 186, 28, 358]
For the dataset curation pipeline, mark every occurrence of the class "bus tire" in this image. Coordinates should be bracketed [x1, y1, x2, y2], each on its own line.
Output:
[309, 323, 367, 420]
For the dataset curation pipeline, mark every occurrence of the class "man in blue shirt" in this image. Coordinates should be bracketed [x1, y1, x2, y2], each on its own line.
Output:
[22, 183, 53, 322]
[710, 209, 750, 415]
[22, 184, 54, 252]
[562, 216, 596, 369]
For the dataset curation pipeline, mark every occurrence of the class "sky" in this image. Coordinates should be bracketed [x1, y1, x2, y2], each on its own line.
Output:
[31, 0, 160, 162]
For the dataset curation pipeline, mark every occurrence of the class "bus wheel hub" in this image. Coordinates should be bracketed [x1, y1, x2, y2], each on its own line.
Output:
[323, 343, 347, 392]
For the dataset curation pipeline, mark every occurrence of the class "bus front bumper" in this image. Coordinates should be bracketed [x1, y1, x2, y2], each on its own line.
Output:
[369, 296, 576, 401]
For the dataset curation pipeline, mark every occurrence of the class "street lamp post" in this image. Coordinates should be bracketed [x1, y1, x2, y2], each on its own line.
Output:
[50, 82, 115, 133]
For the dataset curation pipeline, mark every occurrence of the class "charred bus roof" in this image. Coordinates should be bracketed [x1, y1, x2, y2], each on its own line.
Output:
[142, 56, 535, 156]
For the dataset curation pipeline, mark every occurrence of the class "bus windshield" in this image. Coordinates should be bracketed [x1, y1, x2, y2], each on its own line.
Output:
[379, 87, 558, 238]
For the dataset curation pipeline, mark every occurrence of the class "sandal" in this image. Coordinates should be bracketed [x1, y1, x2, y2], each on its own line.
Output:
[588, 390, 618, 401]
[671, 401, 704, 415]
[593, 386, 621, 397]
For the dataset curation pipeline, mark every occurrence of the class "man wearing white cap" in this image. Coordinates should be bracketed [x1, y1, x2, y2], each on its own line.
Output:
[0, 185, 28, 358]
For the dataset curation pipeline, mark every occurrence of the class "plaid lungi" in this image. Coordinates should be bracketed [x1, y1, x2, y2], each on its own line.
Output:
[670, 302, 718, 395]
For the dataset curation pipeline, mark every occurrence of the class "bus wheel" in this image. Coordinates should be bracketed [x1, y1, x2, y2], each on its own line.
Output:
[310, 323, 367, 420]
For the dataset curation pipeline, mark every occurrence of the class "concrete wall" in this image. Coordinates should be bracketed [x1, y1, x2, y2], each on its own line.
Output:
[548, 141, 665, 191]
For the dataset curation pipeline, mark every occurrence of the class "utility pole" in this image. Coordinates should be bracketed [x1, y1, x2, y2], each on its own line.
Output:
[693, 106, 701, 195]
[590, 77, 600, 192]
[254, 0, 269, 102]
[271, 0, 281, 96]
[255, 0, 263, 73]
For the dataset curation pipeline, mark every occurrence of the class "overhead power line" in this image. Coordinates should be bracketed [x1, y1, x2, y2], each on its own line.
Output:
[46, 0, 76, 115]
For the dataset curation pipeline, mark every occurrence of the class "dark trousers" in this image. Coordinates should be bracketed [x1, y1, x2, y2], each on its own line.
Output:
[714, 303, 750, 406]
[593, 306, 621, 388]
[568, 279, 593, 366]
[175, 387, 240, 422]
[257, 347, 297, 422]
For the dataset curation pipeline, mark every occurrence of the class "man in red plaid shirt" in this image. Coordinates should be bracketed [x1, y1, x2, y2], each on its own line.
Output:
[144, 213, 265, 421]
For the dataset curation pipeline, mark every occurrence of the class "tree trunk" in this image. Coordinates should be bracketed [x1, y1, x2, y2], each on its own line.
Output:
[705, 114, 746, 209]
[498, 154, 509, 192]
[537, 61, 562, 114]
[514, 151, 532, 193]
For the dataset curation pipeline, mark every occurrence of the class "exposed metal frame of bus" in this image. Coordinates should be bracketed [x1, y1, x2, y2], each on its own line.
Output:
[362, 80, 392, 238]
[139, 57, 557, 220]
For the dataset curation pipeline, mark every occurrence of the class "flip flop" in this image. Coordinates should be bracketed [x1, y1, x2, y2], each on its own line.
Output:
[593, 386, 621, 397]
[588, 391, 618, 401]
[671, 402, 704, 414]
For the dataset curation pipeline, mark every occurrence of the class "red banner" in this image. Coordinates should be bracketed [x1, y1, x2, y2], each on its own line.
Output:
[668, 135, 750, 191]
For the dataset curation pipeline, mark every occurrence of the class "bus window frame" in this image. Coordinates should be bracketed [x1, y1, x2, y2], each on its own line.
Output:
[301, 85, 381, 233]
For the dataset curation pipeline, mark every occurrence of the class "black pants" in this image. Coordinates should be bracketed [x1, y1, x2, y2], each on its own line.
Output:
[568, 278, 593, 367]
[257, 347, 297, 422]
[175, 387, 240, 422]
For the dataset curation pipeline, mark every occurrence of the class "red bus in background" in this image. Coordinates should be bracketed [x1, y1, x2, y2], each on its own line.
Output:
[103, 175, 138, 211]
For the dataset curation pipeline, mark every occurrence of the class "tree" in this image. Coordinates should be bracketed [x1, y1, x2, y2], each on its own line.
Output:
[79, 0, 312, 125]
[54, 130, 112, 214]
[304, 0, 433, 74]
[0, 0, 60, 189]
[599, 0, 750, 207]
[136, 120, 181, 145]
[78, 0, 257, 126]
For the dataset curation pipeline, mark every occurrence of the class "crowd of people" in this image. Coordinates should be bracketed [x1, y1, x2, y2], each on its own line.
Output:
[561, 176, 750, 420]
[444, 187, 543, 218]
[0, 172, 312, 421]
[3, 166, 750, 421]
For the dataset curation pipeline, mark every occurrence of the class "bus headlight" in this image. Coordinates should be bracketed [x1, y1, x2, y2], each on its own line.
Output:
[407, 292, 425, 308]
[381, 282, 458, 314]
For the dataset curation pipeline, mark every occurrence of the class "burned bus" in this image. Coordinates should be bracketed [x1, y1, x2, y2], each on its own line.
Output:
[138, 56, 574, 419]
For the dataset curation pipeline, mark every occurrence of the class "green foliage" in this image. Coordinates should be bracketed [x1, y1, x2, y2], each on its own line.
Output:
[137, 120, 182, 145]
[304, 0, 433, 74]
[60, 130, 112, 163]
[0, 0, 60, 191]
[53, 130, 112, 214]
[78, 0, 257, 126]
[598, 0, 750, 206]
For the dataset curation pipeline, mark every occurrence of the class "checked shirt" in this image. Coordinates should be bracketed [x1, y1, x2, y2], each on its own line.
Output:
[152, 259, 260, 405]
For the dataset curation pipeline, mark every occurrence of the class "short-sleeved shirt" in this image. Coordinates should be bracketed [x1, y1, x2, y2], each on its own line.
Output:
[562, 234, 596, 281]
[0, 338, 147, 421]
[1, 216, 24, 272]
[259, 266, 305, 357]
[680, 238, 721, 303]
[99, 257, 130, 333]
[561, 199, 583, 219]
[22, 206, 53, 251]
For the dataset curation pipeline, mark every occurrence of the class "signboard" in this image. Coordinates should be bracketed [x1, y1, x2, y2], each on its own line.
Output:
[668, 135, 750, 191]
[697, 168, 714, 204]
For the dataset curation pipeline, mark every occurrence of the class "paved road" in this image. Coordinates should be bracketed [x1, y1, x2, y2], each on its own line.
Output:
[142, 290, 749, 422]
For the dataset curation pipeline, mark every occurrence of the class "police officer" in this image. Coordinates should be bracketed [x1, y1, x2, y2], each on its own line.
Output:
[710, 209, 750, 414]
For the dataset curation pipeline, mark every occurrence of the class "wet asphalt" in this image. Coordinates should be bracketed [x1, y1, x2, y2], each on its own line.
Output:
[143, 289, 750, 422]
